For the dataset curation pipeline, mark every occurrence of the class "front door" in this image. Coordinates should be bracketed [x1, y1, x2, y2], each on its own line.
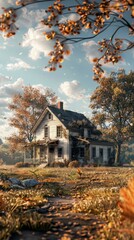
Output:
[99, 148, 103, 163]
[49, 147, 55, 163]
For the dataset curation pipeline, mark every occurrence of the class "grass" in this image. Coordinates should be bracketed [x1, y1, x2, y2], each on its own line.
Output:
[0, 166, 134, 239]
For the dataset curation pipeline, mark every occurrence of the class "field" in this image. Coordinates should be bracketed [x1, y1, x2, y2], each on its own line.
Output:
[0, 166, 134, 240]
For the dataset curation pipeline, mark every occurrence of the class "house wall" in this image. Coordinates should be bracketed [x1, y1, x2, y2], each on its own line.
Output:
[34, 111, 70, 161]
[90, 144, 114, 164]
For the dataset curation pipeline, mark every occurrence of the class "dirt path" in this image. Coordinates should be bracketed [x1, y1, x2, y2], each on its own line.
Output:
[10, 195, 101, 240]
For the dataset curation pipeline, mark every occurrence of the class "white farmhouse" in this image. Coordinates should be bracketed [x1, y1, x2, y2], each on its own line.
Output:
[25, 102, 114, 165]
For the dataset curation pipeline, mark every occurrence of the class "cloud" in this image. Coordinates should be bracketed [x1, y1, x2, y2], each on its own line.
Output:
[16, 8, 47, 28]
[0, 74, 12, 85]
[6, 58, 34, 71]
[0, 0, 14, 9]
[0, 78, 24, 98]
[60, 13, 80, 23]
[0, 78, 24, 140]
[82, 41, 101, 63]
[59, 80, 86, 102]
[21, 25, 55, 60]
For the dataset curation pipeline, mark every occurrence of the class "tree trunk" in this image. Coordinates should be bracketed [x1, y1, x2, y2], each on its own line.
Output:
[115, 143, 121, 165]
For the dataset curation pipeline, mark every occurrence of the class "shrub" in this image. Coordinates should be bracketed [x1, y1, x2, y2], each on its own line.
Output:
[68, 160, 79, 168]
[0, 158, 4, 165]
[64, 159, 70, 167]
[48, 161, 65, 168]
[15, 162, 31, 168]
[53, 161, 65, 168]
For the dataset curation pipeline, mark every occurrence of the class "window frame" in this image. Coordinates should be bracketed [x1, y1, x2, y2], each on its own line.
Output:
[92, 147, 96, 158]
[107, 148, 111, 158]
[58, 147, 63, 158]
[48, 113, 52, 120]
[99, 148, 104, 158]
[57, 126, 62, 137]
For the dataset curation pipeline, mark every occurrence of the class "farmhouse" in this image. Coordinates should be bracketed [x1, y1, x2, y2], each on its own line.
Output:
[25, 102, 114, 165]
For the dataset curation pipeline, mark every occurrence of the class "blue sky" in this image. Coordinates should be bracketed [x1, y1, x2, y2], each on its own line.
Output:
[0, 0, 133, 141]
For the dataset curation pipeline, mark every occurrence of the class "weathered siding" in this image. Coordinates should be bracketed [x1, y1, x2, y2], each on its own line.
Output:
[34, 111, 70, 161]
[90, 144, 113, 164]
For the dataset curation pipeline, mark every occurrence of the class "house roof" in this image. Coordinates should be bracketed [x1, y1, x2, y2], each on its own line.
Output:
[31, 105, 101, 135]
[48, 106, 92, 128]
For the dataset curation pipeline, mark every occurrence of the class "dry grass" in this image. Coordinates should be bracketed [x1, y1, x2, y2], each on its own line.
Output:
[0, 166, 134, 239]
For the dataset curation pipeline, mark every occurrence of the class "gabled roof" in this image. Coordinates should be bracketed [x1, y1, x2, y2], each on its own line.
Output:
[31, 105, 101, 135]
[48, 106, 92, 128]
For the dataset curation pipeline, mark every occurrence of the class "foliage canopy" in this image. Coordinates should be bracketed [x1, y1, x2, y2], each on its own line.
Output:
[90, 70, 134, 163]
[7, 85, 57, 151]
[0, 0, 133, 79]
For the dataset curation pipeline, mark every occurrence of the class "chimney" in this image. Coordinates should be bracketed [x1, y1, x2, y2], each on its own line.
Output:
[57, 101, 63, 110]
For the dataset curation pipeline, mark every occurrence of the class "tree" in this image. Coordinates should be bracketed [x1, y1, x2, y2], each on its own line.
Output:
[0, 143, 24, 164]
[7, 85, 57, 151]
[90, 70, 134, 164]
[0, 1, 133, 79]
[0, 138, 3, 145]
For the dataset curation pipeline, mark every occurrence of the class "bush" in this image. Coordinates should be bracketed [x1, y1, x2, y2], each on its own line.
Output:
[49, 161, 65, 168]
[64, 159, 70, 167]
[68, 160, 79, 168]
[0, 158, 4, 165]
[15, 162, 31, 168]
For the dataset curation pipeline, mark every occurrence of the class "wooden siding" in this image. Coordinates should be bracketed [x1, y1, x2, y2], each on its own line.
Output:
[33, 111, 70, 161]
[90, 144, 113, 163]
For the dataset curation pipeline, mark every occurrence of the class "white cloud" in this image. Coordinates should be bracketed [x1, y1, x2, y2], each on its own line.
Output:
[82, 41, 101, 63]
[6, 58, 34, 71]
[59, 80, 86, 102]
[0, 0, 14, 9]
[16, 8, 47, 28]
[0, 78, 25, 140]
[0, 78, 24, 98]
[0, 74, 12, 85]
[60, 13, 80, 23]
[21, 25, 54, 60]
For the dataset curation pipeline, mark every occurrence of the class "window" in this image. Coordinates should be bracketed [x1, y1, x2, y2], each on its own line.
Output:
[107, 148, 111, 158]
[57, 126, 62, 137]
[88, 129, 91, 137]
[58, 148, 63, 158]
[99, 148, 103, 158]
[92, 147, 96, 158]
[79, 147, 85, 157]
[49, 147, 54, 153]
[48, 113, 52, 120]
[44, 126, 48, 137]
[40, 146, 44, 158]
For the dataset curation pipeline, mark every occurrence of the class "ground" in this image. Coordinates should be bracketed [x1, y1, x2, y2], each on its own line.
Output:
[0, 166, 134, 240]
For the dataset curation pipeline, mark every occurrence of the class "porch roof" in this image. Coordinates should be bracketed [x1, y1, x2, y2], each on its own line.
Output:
[71, 136, 114, 146]
[25, 139, 59, 147]
[36, 139, 59, 146]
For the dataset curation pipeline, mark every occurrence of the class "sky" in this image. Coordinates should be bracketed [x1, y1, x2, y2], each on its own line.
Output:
[0, 0, 133, 142]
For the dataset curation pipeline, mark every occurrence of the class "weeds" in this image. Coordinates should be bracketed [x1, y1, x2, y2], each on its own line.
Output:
[0, 166, 134, 239]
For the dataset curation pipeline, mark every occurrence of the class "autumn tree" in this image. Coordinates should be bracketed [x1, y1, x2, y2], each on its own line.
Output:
[0, 1, 133, 79]
[90, 70, 134, 164]
[7, 85, 57, 151]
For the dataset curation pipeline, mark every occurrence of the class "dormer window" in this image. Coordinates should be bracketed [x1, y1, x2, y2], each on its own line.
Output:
[48, 113, 52, 120]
